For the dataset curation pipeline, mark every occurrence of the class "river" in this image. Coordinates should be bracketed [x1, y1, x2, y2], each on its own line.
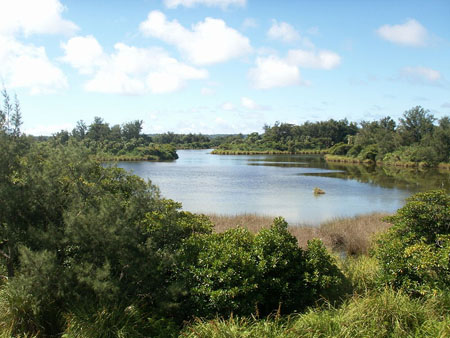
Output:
[117, 150, 449, 225]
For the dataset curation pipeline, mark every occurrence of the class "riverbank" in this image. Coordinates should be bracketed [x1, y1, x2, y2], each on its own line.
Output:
[211, 149, 328, 155]
[325, 154, 450, 170]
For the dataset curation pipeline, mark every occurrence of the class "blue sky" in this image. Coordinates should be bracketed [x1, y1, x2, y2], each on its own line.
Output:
[1, 0, 449, 135]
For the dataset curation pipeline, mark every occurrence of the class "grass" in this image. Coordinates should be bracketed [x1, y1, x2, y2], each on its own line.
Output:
[208, 213, 391, 255]
[182, 289, 450, 338]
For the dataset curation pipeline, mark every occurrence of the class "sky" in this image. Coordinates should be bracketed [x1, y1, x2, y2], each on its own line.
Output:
[0, 0, 449, 135]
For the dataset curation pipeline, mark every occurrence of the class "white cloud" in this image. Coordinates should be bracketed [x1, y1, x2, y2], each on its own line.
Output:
[164, 0, 246, 9]
[248, 55, 301, 89]
[267, 20, 300, 43]
[399, 66, 442, 85]
[60, 35, 104, 74]
[0, 0, 78, 36]
[139, 11, 252, 65]
[0, 35, 68, 94]
[248, 46, 341, 89]
[241, 97, 258, 109]
[287, 49, 341, 69]
[221, 102, 235, 110]
[0, 0, 76, 94]
[61, 36, 208, 95]
[377, 19, 428, 47]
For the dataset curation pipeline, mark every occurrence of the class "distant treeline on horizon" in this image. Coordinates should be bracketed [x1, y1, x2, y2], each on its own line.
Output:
[28, 105, 449, 165]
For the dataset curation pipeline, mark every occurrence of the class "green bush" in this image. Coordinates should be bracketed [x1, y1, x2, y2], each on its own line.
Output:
[373, 190, 450, 295]
[179, 218, 345, 318]
[328, 142, 352, 155]
[347, 144, 363, 157]
[358, 144, 378, 162]
[179, 227, 259, 318]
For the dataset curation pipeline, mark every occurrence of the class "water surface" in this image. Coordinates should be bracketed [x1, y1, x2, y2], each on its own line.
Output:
[117, 150, 449, 225]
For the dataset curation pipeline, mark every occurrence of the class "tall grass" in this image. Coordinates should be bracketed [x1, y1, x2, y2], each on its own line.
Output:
[181, 315, 290, 338]
[209, 213, 391, 255]
[182, 289, 449, 338]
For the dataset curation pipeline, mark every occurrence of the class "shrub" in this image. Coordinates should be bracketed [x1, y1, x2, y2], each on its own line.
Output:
[303, 239, 346, 304]
[347, 144, 363, 157]
[179, 227, 259, 318]
[358, 144, 378, 162]
[253, 218, 307, 314]
[179, 218, 345, 318]
[328, 142, 352, 155]
[373, 190, 450, 295]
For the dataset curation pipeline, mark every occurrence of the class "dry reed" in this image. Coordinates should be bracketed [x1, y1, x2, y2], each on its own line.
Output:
[208, 213, 391, 255]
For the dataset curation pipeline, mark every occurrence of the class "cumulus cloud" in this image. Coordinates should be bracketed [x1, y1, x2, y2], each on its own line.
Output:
[267, 20, 300, 43]
[60, 35, 104, 74]
[164, 0, 246, 9]
[248, 48, 340, 89]
[377, 19, 428, 47]
[399, 66, 443, 85]
[61, 36, 208, 95]
[0, 0, 77, 93]
[139, 11, 252, 65]
[0, 0, 78, 36]
[287, 49, 341, 69]
[248, 55, 301, 89]
[0, 35, 68, 94]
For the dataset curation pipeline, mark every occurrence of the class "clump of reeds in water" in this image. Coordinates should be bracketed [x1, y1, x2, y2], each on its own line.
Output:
[313, 187, 325, 195]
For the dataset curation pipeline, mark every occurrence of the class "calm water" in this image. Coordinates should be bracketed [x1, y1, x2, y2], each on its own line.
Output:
[117, 150, 450, 225]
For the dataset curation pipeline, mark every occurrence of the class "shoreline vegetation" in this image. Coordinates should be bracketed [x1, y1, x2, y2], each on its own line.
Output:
[211, 149, 327, 155]
[325, 154, 450, 170]
[212, 106, 450, 170]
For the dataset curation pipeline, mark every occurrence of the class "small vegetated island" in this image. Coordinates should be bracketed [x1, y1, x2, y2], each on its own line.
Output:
[1, 91, 449, 337]
[213, 106, 450, 169]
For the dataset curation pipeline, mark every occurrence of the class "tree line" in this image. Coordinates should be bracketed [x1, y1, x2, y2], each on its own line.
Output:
[214, 107, 450, 166]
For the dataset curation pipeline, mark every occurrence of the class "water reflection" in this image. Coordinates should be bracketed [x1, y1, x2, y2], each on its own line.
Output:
[117, 150, 449, 225]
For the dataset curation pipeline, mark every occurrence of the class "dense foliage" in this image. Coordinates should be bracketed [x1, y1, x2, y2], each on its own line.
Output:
[52, 117, 178, 161]
[374, 190, 449, 295]
[214, 106, 450, 166]
[179, 219, 345, 318]
[214, 119, 358, 153]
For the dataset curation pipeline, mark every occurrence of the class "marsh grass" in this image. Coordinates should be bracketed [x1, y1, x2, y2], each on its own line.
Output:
[209, 213, 391, 255]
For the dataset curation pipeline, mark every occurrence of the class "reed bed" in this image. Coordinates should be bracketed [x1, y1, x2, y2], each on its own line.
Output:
[208, 213, 391, 255]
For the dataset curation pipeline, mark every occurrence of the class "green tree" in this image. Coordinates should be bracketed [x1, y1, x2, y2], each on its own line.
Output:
[122, 120, 143, 140]
[398, 106, 435, 145]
